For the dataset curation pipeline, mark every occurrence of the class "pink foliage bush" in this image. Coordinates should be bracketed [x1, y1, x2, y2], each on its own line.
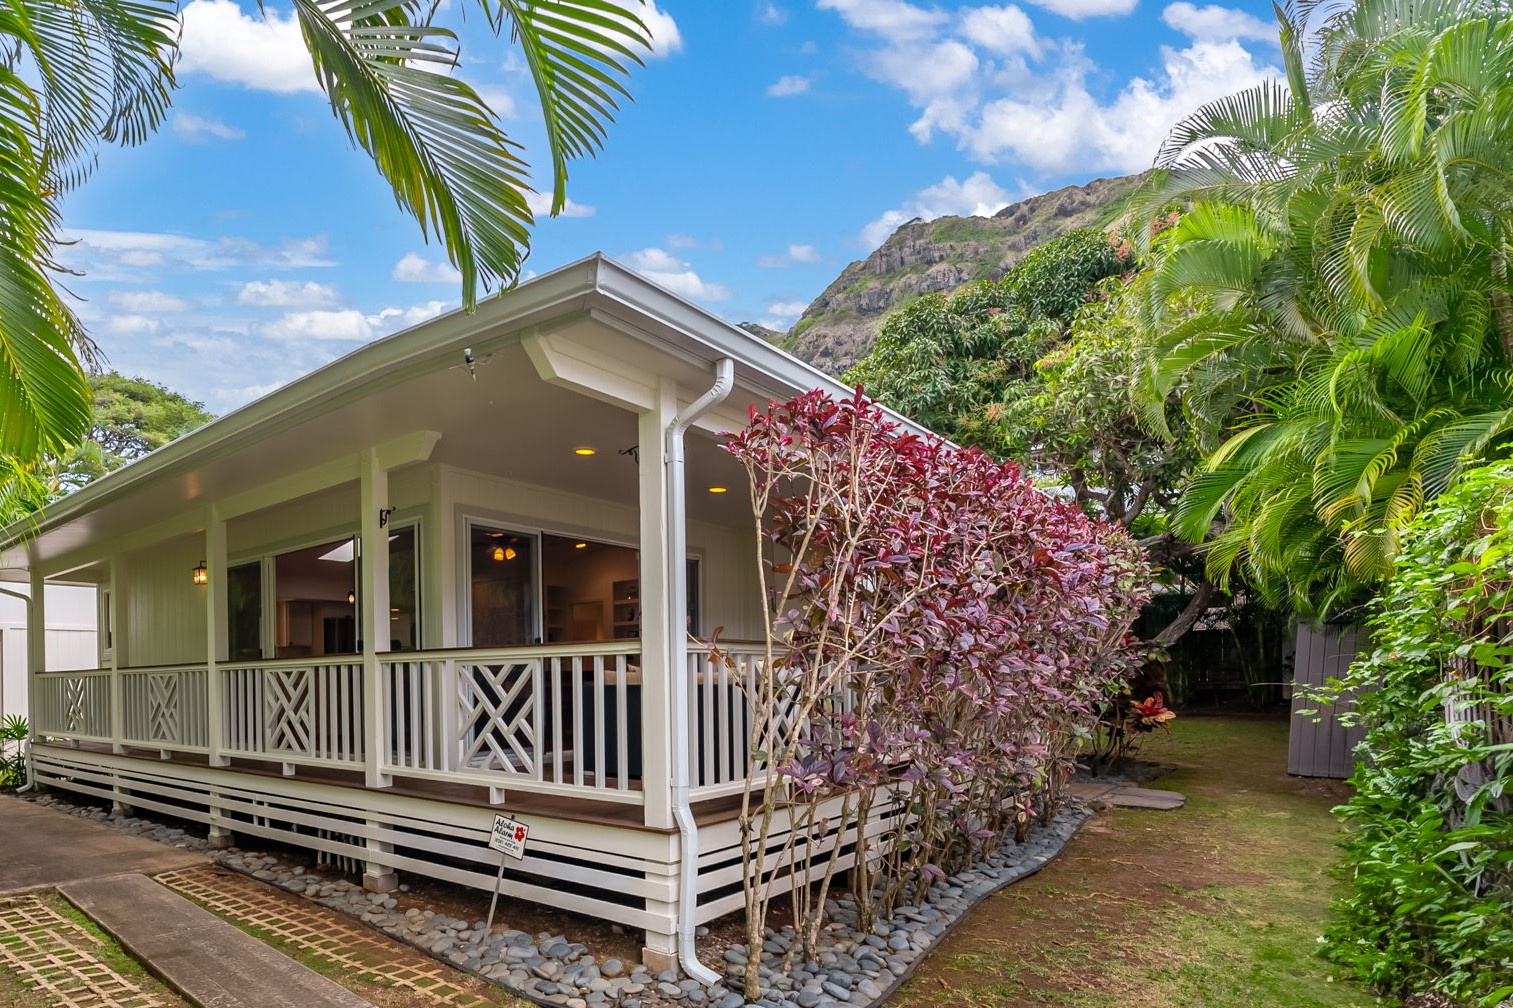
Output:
[721, 389, 1149, 960]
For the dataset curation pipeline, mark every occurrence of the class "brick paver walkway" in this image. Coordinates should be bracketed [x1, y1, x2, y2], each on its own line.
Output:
[156, 866, 513, 1007]
[0, 894, 181, 1008]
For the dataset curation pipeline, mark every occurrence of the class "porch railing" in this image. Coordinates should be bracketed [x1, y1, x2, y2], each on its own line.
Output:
[31, 640, 778, 804]
[33, 669, 113, 744]
[687, 640, 764, 801]
[221, 658, 365, 767]
[121, 664, 210, 752]
[382, 641, 643, 800]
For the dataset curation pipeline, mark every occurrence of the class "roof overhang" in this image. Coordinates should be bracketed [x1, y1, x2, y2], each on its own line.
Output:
[1, 254, 929, 577]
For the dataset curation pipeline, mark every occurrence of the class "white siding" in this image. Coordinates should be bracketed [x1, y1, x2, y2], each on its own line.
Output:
[122, 534, 208, 666]
[0, 584, 99, 720]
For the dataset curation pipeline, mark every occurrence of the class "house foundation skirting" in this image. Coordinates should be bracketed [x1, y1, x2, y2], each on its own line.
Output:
[31, 744, 682, 957]
[31, 744, 910, 973]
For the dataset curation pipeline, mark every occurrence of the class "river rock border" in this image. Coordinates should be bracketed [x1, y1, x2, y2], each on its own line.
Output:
[27, 791, 1092, 1008]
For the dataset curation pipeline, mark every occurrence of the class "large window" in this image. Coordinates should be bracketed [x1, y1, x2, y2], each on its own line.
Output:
[227, 562, 263, 661]
[469, 526, 536, 646]
[388, 526, 420, 651]
[274, 538, 357, 658]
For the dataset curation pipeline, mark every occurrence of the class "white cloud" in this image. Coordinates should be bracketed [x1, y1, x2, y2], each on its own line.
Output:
[61, 229, 334, 281]
[524, 191, 597, 218]
[172, 112, 245, 142]
[391, 252, 463, 284]
[757, 244, 821, 268]
[818, 0, 948, 43]
[860, 172, 1017, 249]
[261, 309, 375, 344]
[959, 6, 1041, 57]
[1022, 0, 1139, 17]
[105, 290, 195, 313]
[819, 0, 1280, 180]
[623, 248, 732, 301]
[177, 0, 318, 93]
[758, 2, 788, 25]
[640, 3, 684, 58]
[1161, 2, 1277, 43]
[962, 40, 1277, 173]
[106, 315, 162, 336]
[367, 300, 452, 333]
[764, 300, 810, 325]
[237, 279, 342, 309]
[767, 75, 811, 97]
[474, 84, 519, 119]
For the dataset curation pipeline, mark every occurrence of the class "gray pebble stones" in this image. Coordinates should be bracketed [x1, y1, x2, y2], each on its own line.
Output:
[29, 792, 1089, 1008]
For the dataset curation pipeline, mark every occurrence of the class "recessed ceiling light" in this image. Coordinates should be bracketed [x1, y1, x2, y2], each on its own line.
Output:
[708, 486, 728, 494]
[574, 447, 597, 456]
[574, 542, 588, 549]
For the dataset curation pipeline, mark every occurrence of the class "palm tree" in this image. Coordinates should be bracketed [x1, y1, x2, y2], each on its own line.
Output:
[1129, 0, 1513, 613]
[0, 0, 650, 470]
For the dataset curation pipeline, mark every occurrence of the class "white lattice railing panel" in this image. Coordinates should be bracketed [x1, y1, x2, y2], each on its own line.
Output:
[121, 667, 209, 750]
[34, 672, 112, 741]
[382, 643, 644, 796]
[222, 661, 363, 767]
[458, 661, 539, 775]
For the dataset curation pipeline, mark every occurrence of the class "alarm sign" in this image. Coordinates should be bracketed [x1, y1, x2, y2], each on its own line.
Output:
[489, 814, 529, 859]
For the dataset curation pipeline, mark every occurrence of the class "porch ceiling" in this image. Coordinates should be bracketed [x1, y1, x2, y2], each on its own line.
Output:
[8, 343, 752, 574]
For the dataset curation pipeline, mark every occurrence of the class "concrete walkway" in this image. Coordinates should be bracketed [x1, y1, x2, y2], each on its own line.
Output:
[60, 873, 372, 1008]
[0, 793, 205, 895]
[0, 794, 372, 1008]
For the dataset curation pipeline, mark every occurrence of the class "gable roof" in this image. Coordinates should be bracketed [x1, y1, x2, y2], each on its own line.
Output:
[0, 254, 917, 576]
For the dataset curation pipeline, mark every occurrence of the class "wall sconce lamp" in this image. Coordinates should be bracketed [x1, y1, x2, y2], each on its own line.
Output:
[378, 507, 395, 528]
[192, 561, 208, 585]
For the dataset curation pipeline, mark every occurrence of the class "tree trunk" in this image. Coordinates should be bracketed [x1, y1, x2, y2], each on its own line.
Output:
[1151, 580, 1220, 650]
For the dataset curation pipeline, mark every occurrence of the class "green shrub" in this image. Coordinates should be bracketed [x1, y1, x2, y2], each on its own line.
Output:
[0, 714, 27, 787]
[1317, 462, 1513, 1006]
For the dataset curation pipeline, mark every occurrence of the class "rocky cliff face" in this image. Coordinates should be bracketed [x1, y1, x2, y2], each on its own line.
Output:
[781, 173, 1145, 374]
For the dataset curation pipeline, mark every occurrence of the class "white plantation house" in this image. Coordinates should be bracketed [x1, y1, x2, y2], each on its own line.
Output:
[1, 255, 927, 975]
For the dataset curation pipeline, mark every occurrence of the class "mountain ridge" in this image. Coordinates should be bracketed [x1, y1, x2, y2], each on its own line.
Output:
[777, 173, 1146, 374]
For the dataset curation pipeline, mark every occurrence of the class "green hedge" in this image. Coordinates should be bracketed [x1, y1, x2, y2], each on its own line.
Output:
[1320, 463, 1513, 1005]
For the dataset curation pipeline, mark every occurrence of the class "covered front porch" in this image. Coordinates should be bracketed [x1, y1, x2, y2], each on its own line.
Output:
[5, 257, 863, 967]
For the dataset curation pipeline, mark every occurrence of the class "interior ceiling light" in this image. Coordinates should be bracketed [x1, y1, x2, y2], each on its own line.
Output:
[574, 542, 588, 549]
[574, 447, 597, 456]
[346, 590, 356, 604]
[708, 486, 729, 494]
[492, 545, 517, 562]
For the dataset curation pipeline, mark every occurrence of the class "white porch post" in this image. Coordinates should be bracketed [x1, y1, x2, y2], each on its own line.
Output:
[26, 563, 44, 767]
[637, 381, 679, 972]
[204, 508, 232, 844]
[638, 382, 678, 835]
[360, 449, 398, 894]
[205, 507, 230, 768]
[360, 449, 392, 788]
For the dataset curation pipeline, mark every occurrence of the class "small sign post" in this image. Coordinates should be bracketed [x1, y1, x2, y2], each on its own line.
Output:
[485, 814, 529, 933]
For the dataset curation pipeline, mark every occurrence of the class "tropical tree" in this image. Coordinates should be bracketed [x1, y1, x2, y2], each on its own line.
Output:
[0, 0, 651, 476]
[46, 372, 212, 497]
[847, 231, 1225, 650]
[1130, 0, 1513, 614]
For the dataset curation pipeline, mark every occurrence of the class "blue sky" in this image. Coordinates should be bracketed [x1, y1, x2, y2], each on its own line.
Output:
[59, 0, 1282, 413]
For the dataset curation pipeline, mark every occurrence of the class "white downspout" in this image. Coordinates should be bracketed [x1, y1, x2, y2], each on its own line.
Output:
[666, 357, 734, 986]
[0, 586, 36, 792]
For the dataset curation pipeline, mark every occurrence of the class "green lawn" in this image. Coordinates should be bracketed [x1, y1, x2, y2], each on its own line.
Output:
[891, 716, 1387, 1007]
